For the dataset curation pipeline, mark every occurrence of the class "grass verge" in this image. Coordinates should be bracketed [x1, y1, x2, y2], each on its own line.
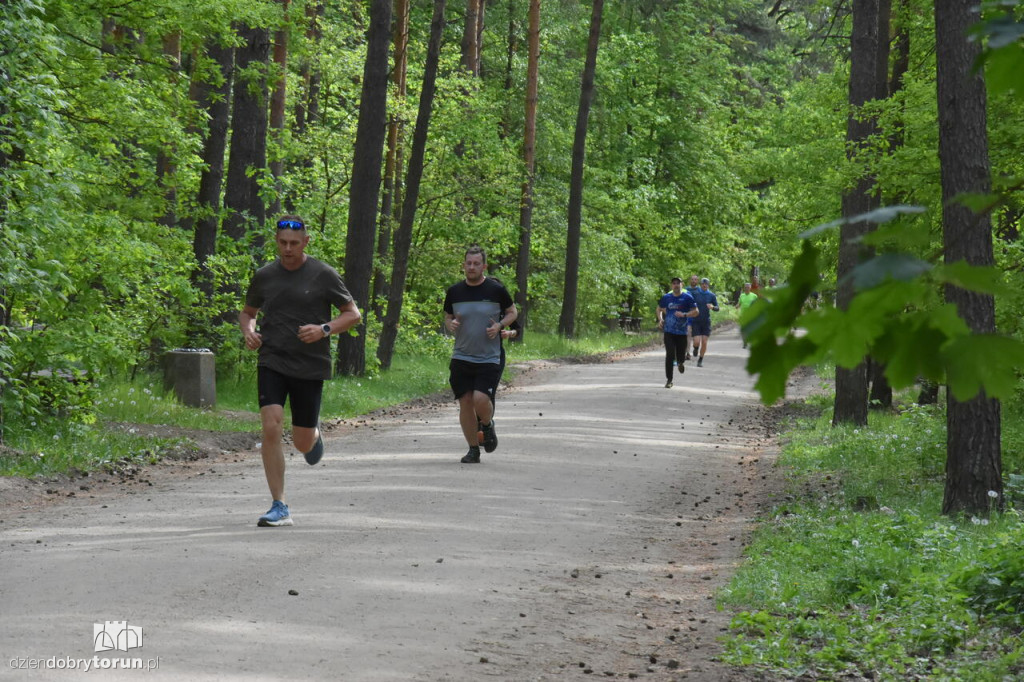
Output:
[719, 390, 1024, 681]
[0, 330, 655, 478]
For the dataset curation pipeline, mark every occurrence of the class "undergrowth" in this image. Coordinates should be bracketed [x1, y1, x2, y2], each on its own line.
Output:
[719, 391, 1024, 681]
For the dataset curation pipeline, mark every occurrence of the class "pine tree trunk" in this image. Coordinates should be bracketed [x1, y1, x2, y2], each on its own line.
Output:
[515, 0, 540, 339]
[156, 31, 182, 228]
[378, 0, 447, 371]
[223, 25, 270, 247]
[190, 40, 234, 299]
[558, 0, 603, 338]
[935, 0, 1002, 516]
[336, 0, 393, 376]
[834, 0, 887, 427]
[373, 0, 411, 321]
[268, 0, 290, 217]
[461, 0, 481, 76]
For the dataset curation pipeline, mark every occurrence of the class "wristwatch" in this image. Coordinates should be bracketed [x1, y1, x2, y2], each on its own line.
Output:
[321, 323, 331, 337]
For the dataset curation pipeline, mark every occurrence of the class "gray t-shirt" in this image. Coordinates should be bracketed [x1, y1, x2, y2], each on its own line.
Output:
[245, 257, 352, 380]
[443, 278, 514, 364]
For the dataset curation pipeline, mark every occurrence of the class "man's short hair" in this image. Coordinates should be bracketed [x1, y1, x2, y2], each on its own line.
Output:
[276, 214, 307, 231]
[465, 245, 486, 263]
[670, 277, 682, 284]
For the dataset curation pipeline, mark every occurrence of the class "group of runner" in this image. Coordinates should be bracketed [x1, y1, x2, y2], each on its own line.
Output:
[657, 273, 776, 387]
[656, 274, 720, 387]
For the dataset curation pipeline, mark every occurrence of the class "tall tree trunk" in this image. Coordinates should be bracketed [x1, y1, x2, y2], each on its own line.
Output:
[558, 0, 603, 338]
[223, 24, 270, 249]
[156, 31, 182, 228]
[291, 0, 323, 214]
[268, 0, 290, 217]
[378, 0, 447, 371]
[336, 0, 393, 376]
[461, 0, 481, 76]
[935, 0, 1001, 516]
[373, 0, 411, 322]
[294, 1, 324, 139]
[833, 0, 887, 427]
[515, 0, 540, 339]
[190, 40, 235, 299]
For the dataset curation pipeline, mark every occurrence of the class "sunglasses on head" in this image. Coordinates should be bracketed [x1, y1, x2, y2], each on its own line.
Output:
[276, 219, 305, 230]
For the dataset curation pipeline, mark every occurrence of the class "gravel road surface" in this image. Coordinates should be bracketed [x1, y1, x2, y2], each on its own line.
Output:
[1, 326, 812, 681]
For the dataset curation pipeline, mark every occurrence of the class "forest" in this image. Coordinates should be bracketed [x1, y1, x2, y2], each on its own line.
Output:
[4, 1, 1024, 677]
[2, 2, 1023, 486]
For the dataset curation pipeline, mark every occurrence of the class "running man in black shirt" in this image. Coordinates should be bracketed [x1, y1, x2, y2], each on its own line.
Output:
[443, 246, 517, 463]
[239, 215, 361, 526]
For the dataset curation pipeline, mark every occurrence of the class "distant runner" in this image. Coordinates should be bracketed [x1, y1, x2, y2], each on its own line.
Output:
[691, 278, 720, 367]
[657, 277, 699, 388]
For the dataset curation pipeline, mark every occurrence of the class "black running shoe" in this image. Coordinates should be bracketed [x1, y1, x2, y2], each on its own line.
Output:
[304, 432, 324, 465]
[480, 420, 498, 453]
[461, 446, 481, 463]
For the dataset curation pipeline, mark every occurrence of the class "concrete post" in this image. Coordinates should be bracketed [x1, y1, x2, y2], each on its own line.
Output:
[163, 349, 216, 408]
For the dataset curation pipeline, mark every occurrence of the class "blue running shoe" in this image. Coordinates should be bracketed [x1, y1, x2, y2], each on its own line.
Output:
[304, 431, 324, 465]
[257, 500, 293, 527]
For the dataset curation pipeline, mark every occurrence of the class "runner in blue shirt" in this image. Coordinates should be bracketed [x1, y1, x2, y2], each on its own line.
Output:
[657, 277, 699, 388]
[684, 274, 702, 358]
[691, 277, 720, 367]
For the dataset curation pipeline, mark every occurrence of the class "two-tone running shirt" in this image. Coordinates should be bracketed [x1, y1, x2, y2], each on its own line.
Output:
[443, 278, 514, 365]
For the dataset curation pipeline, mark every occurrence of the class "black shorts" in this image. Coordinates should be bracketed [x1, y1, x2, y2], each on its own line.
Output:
[257, 366, 324, 428]
[690, 319, 711, 337]
[449, 359, 502, 401]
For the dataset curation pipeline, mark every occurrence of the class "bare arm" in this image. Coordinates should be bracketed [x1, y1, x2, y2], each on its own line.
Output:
[297, 299, 362, 344]
[239, 305, 262, 350]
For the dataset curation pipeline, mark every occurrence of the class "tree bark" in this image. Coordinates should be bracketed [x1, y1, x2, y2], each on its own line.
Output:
[833, 0, 887, 427]
[373, 0, 411, 321]
[515, 0, 540, 339]
[558, 0, 603, 338]
[156, 31, 182, 228]
[223, 24, 270, 248]
[935, 0, 1002, 516]
[378, 0, 447, 371]
[190, 40, 235, 299]
[461, 0, 481, 76]
[336, 0, 393, 376]
[268, 0, 290, 217]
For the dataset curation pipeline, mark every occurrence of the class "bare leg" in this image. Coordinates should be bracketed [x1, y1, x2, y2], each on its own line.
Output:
[259, 405, 286, 502]
[292, 425, 319, 454]
[458, 393, 481, 446]
[474, 391, 494, 427]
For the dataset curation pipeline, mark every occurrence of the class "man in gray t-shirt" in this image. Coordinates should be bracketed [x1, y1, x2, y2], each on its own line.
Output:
[239, 215, 361, 527]
[443, 246, 517, 464]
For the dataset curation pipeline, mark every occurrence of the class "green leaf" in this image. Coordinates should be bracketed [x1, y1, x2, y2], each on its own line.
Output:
[944, 335, 1024, 401]
[748, 336, 821, 405]
[875, 312, 952, 387]
[798, 205, 927, 239]
[851, 254, 933, 290]
[934, 262, 1012, 297]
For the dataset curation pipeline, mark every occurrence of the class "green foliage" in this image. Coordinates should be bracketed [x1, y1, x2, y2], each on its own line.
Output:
[744, 209, 1024, 404]
[720, 395, 1024, 680]
[956, 524, 1024, 627]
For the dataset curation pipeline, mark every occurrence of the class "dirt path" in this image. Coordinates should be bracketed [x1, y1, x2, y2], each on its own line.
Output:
[0, 326, 812, 681]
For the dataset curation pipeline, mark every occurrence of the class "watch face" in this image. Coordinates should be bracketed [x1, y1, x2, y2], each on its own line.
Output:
[322, 324, 331, 335]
